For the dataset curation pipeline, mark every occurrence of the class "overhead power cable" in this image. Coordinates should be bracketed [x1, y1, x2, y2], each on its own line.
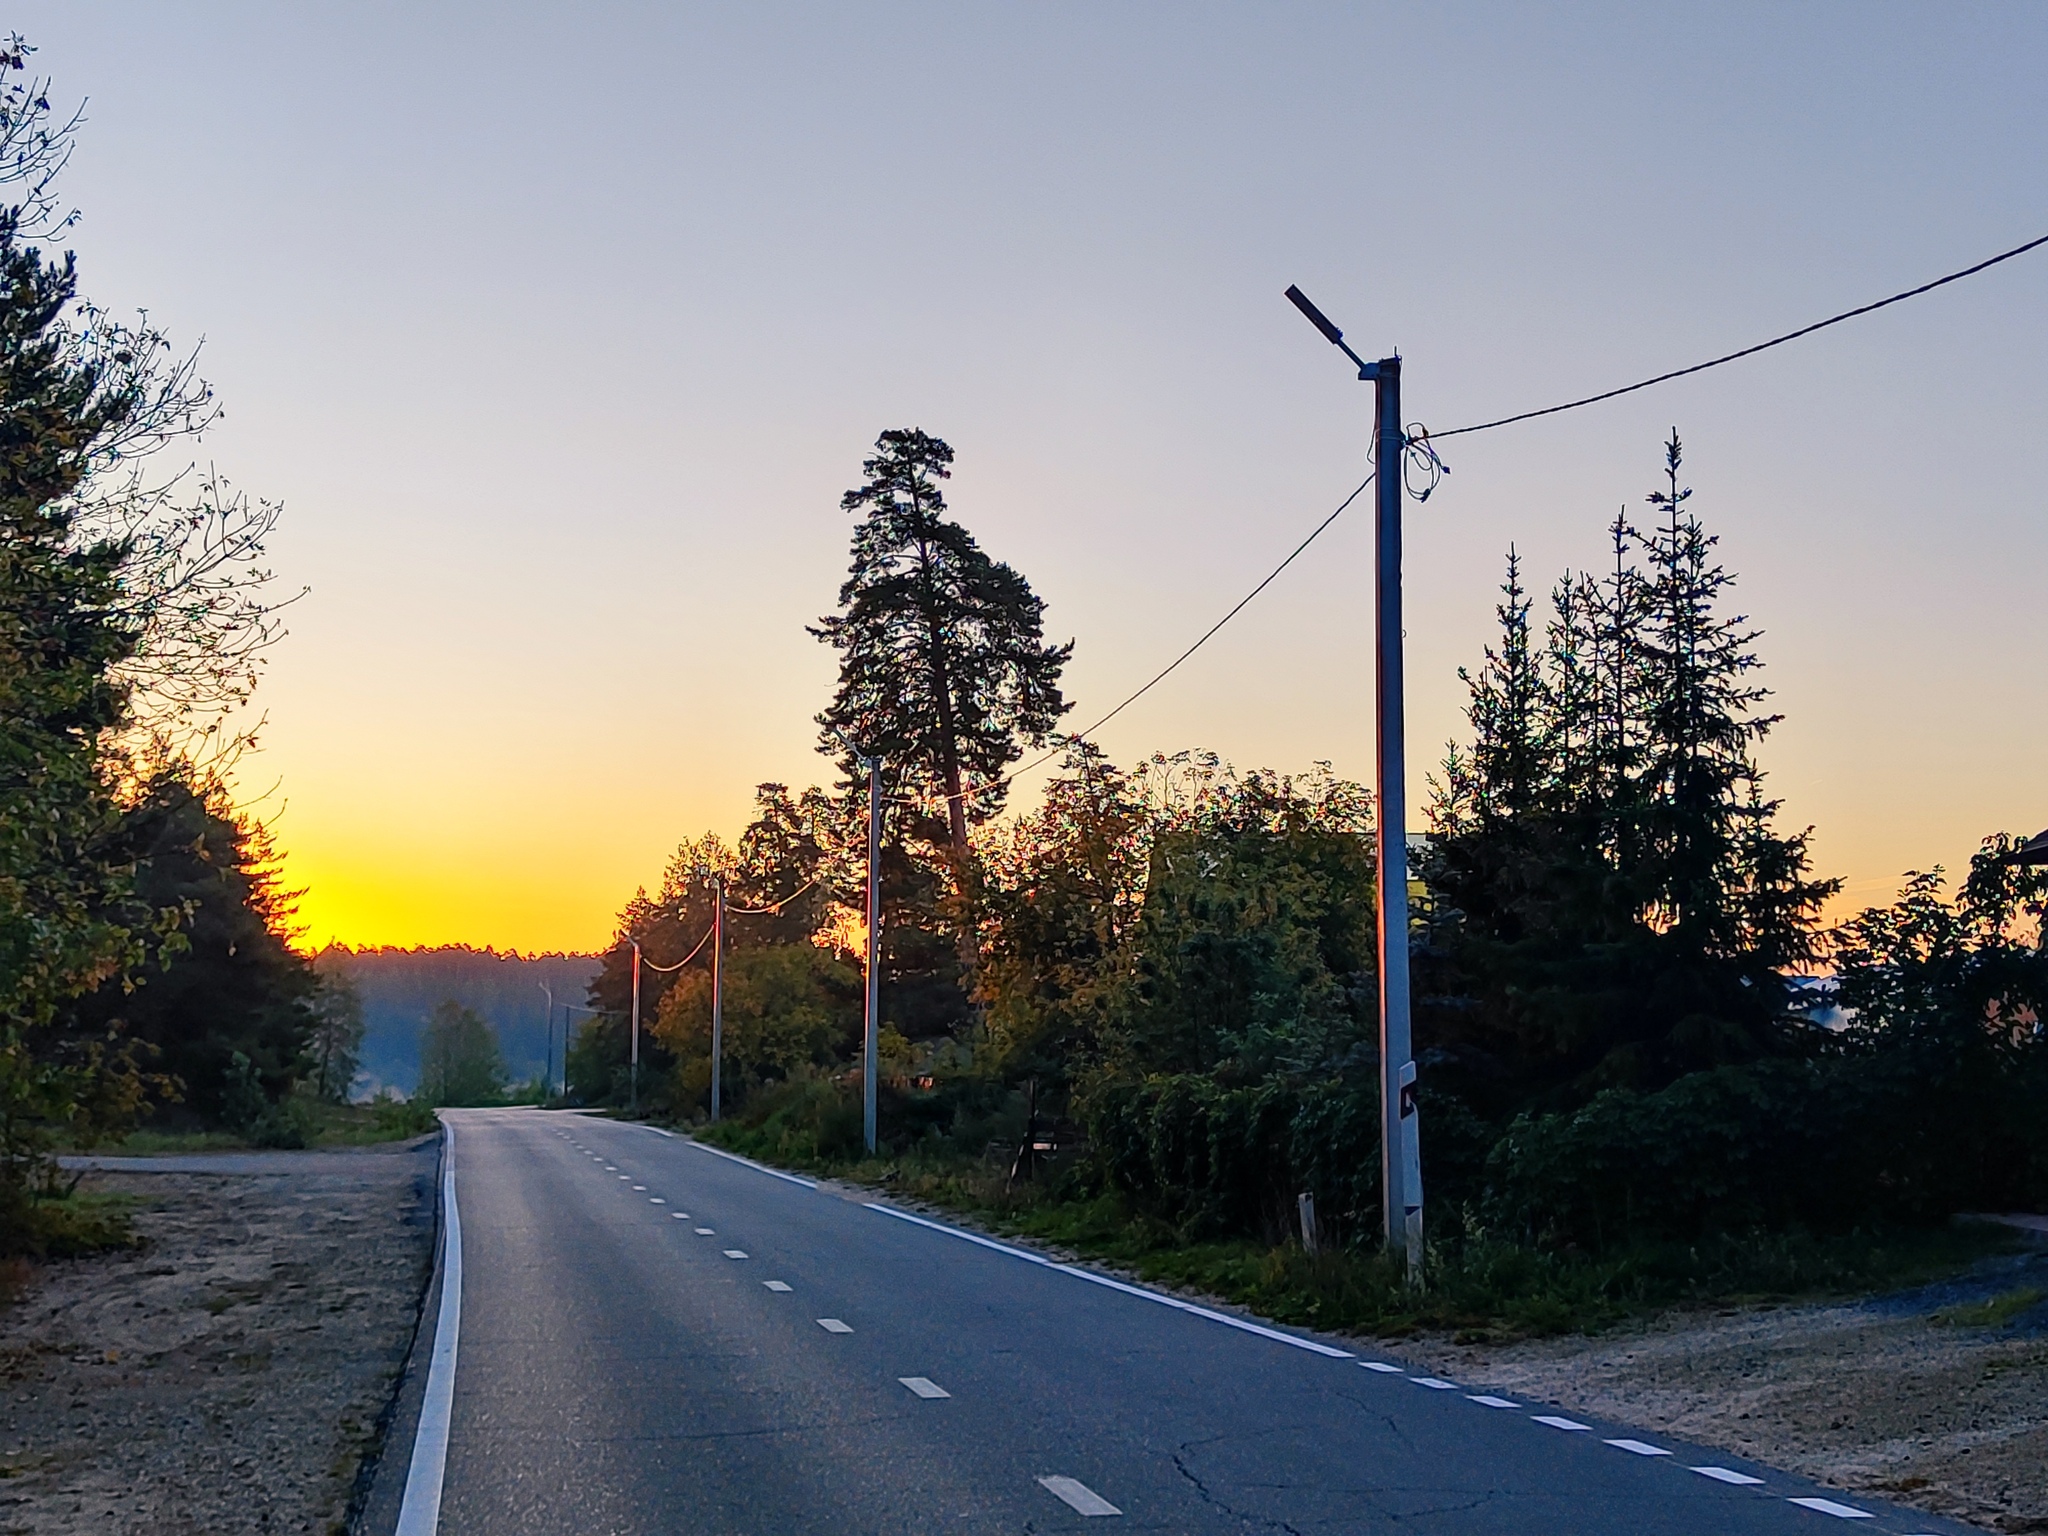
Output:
[968, 469, 1377, 798]
[639, 924, 715, 972]
[722, 874, 824, 916]
[1435, 229, 2048, 439]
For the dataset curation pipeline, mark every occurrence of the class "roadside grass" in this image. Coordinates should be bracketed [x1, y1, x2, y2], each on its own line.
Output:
[688, 1109, 2024, 1342]
[1, 1188, 140, 1260]
[67, 1095, 440, 1155]
[1933, 1286, 2047, 1329]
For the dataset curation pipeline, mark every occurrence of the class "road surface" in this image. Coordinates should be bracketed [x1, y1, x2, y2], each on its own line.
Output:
[386, 1108, 1974, 1535]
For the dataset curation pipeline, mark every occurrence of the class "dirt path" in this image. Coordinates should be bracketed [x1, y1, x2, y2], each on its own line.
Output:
[0, 1141, 438, 1536]
[1404, 1246, 2048, 1534]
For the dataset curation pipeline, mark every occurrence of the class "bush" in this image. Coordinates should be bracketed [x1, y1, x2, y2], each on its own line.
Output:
[1085, 1074, 1383, 1242]
[1485, 1045, 2048, 1246]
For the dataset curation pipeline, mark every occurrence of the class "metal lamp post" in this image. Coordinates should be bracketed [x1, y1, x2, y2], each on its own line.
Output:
[1285, 283, 1423, 1280]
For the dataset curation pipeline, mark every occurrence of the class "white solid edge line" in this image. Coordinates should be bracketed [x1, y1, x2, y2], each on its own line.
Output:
[639, 1125, 677, 1138]
[394, 1114, 461, 1536]
[683, 1137, 818, 1188]
[864, 1203, 1351, 1358]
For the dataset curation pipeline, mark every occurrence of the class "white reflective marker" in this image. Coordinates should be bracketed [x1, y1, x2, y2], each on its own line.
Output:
[1789, 1498, 1873, 1520]
[1605, 1439, 1670, 1457]
[817, 1318, 853, 1334]
[763, 1281, 792, 1292]
[1692, 1467, 1765, 1486]
[899, 1376, 950, 1399]
[723, 1250, 749, 1260]
[1533, 1416, 1591, 1431]
[1038, 1476, 1120, 1517]
[1358, 1362, 1404, 1373]
[1410, 1377, 1458, 1390]
[1468, 1395, 1519, 1408]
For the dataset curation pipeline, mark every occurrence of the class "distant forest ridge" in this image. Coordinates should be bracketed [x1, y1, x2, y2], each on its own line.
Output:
[314, 944, 601, 1098]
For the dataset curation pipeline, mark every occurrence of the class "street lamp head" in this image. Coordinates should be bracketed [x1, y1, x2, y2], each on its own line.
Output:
[1285, 284, 1379, 381]
[1285, 284, 1345, 346]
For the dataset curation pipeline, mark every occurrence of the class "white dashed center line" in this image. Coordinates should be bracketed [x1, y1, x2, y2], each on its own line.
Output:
[1358, 1361, 1403, 1373]
[1605, 1439, 1670, 1457]
[631, 1184, 646, 1190]
[723, 1250, 749, 1260]
[1789, 1497, 1873, 1520]
[649, 1197, 665, 1204]
[816, 1318, 853, 1334]
[763, 1281, 792, 1292]
[1692, 1467, 1765, 1485]
[1533, 1415, 1591, 1431]
[1410, 1377, 1458, 1390]
[1468, 1395, 1520, 1408]
[671, 1212, 687, 1220]
[1037, 1475, 1120, 1517]
[695, 1227, 715, 1235]
[899, 1376, 950, 1399]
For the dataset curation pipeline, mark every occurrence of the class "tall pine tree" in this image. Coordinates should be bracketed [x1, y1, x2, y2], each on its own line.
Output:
[812, 429, 1072, 862]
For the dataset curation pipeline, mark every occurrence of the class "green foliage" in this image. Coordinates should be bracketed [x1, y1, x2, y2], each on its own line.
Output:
[0, 1187, 137, 1260]
[305, 971, 365, 1103]
[416, 1001, 507, 1107]
[654, 943, 859, 1115]
[369, 1091, 439, 1139]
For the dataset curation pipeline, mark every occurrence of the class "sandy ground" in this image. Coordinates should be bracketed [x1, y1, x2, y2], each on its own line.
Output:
[1404, 1244, 2048, 1534]
[0, 1141, 438, 1536]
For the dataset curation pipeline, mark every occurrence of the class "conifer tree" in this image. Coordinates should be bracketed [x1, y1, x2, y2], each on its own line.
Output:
[812, 429, 1072, 862]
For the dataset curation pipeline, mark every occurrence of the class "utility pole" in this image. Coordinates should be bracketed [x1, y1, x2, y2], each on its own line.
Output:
[863, 758, 882, 1155]
[629, 940, 641, 1112]
[1285, 284, 1423, 1281]
[537, 980, 554, 1101]
[710, 875, 726, 1123]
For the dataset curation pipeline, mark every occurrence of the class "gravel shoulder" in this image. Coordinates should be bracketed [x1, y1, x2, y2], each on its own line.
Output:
[0, 1137, 439, 1536]
[1403, 1243, 2048, 1534]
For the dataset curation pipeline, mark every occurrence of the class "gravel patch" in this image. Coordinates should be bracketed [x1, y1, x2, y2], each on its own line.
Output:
[0, 1139, 438, 1536]
[1404, 1247, 2048, 1534]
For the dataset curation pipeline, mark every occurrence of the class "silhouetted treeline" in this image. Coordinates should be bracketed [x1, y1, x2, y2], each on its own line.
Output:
[583, 429, 2048, 1254]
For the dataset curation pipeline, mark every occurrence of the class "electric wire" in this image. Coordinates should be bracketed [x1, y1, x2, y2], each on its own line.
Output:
[959, 469, 1378, 800]
[721, 874, 824, 916]
[1434, 229, 2048, 439]
[638, 923, 715, 973]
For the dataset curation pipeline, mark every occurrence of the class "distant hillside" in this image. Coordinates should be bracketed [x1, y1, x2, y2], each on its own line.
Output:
[315, 945, 601, 1097]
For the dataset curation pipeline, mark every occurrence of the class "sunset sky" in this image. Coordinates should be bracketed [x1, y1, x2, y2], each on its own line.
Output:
[23, 3, 2048, 953]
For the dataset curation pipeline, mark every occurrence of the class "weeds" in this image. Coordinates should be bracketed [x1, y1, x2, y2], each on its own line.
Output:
[690, 1085, 2023, 1340]
[1933, 1286, 2046, 1329]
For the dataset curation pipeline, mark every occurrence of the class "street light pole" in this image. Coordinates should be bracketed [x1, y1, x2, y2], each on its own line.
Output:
[863, 757, 882, 1155]
[1285, 284, 1423, 1281]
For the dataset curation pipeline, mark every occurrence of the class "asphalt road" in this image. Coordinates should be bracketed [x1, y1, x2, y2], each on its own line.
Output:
[407, 1108, 1976, 1536]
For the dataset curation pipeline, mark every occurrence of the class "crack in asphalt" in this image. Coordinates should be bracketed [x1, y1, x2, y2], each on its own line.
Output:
[1172, 1437, 1308, 1536]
